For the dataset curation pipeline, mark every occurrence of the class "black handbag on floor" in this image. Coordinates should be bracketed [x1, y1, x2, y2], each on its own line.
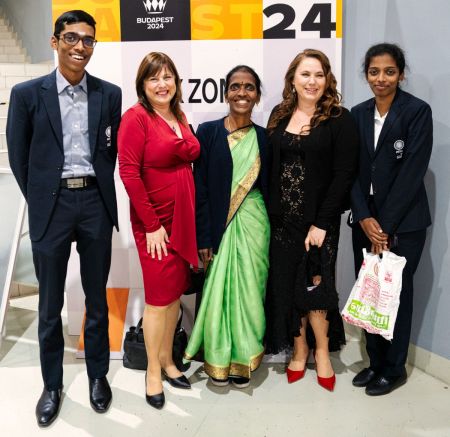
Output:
[123, 304, 190, 372]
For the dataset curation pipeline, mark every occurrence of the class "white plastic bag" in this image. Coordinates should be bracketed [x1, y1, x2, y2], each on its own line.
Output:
[342, 249, 406, 341]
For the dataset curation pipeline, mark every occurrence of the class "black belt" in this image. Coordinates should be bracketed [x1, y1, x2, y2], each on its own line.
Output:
[60, 176, 97, 189]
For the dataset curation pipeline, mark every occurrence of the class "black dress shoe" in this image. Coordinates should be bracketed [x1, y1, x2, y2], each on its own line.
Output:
[365, 373, 407, 396]
[35, 388, 62, 427]
[89, 377, 112, 413]
[146, 391, 165, 409]
[230, 377, 250, 389]
[145, 371, 165, 409]
[163, 372, 191, 389]
[352, 368, 377, 387]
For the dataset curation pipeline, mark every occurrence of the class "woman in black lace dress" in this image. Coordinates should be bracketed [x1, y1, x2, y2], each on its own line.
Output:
[264, 49, 359, 391]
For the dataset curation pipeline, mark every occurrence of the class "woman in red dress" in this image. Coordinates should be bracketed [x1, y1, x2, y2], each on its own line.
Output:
[118, 52, 200, 409]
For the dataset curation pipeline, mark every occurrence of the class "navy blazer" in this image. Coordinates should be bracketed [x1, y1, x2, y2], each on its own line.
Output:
[350, 88, 432, 234]
[7, 69, 122, 241]
[194, 118, 269, 253]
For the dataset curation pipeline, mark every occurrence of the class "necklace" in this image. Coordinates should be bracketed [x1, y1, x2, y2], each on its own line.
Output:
[227, 115, 252, 133]
[155, 109, 177, 132]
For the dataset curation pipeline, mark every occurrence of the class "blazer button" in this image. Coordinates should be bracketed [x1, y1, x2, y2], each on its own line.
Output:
[371, 164, 376, 171]
[52, 191, 57, 196]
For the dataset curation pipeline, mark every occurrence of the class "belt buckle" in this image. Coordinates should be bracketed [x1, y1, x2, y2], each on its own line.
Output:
[66, 177, 85, 189]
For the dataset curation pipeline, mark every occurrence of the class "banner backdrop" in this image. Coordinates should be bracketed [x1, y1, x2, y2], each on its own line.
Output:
[51, 0, 343, 356]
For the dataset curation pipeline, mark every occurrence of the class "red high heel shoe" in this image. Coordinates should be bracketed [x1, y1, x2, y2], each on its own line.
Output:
[314, 352, 335, 391]
[286, 366, 306, 384]
[317, 373, 336, 391]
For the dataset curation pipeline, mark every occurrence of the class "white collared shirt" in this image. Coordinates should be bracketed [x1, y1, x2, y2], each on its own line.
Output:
[370, 107, 388, 194]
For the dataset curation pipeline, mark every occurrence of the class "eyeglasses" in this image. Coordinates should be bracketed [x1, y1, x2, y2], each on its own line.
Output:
[228, 82, 257, 93]
[57, 32, 97, 49]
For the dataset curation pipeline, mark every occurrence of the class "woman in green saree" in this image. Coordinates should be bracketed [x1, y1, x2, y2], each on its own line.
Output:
[184, 66, 270, 388]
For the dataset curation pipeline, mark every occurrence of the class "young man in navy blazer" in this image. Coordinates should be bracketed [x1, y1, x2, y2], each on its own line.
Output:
[6, 10, 122, 426]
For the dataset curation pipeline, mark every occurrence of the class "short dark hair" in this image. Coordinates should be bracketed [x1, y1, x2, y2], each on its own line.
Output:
[224, 65, 262, 97]
[363, 43, 406, 77]
[54, 10, 96, 36]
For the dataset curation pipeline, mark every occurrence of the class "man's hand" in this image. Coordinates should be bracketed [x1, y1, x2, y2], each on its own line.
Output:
[198, 248, 213, 269]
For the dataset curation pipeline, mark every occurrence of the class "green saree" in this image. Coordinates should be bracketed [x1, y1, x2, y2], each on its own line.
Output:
[184, 125, 270, 379]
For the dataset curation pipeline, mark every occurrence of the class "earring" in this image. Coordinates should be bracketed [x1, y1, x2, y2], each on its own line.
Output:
[292, 86, 296, 94]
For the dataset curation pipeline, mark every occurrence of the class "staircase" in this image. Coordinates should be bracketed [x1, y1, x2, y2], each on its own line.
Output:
[0, 10, 53, 155]
[0, 9, 54, 297]
[0, 12, 29, 64]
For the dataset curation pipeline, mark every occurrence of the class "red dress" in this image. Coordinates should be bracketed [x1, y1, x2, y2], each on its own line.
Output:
[118, 104, 200, 305]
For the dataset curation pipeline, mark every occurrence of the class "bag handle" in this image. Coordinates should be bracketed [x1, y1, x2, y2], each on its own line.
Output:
[135, 303, 184, 332]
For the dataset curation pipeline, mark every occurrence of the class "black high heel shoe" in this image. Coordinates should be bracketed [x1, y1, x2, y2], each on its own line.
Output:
[145, 372, 165, 409]
[163, 371, 191, 389]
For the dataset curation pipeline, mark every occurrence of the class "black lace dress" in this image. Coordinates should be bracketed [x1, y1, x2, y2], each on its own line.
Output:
[264, 131, 345, 353]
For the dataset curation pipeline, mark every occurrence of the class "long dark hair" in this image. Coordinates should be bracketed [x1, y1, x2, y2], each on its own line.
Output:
[267, 49, 342, 133]
[135, 52, 184, 124]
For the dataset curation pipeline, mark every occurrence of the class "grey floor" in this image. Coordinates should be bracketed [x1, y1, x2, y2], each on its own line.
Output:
[1, 294, 449, 436]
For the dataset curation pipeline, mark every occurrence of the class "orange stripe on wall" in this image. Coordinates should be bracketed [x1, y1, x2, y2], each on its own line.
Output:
[336, 0, 343, 38]
[78, 288, 129, 353]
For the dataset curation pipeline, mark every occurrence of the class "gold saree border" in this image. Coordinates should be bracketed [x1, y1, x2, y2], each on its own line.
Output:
[226, 155, 261, 226]
[227, 126, 252, 150]
[203, 349, 265, 379]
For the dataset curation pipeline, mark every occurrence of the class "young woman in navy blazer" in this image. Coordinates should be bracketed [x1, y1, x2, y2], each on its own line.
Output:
[350, 43, 433, 396]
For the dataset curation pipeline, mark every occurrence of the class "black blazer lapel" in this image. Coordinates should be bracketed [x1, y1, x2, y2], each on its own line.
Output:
[87, 73, 103, 156]
[364, 99, 376, 159]
[41, 71, 63, 152]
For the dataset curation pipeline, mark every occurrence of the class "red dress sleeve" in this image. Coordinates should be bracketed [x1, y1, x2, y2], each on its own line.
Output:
[118, 107, 161, 232]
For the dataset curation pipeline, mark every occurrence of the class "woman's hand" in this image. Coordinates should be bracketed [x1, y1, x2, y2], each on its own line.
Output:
[371, 242, 388, 255]
[360, 217, 389, 245]
[146, 226, 170, 260]
[305, 225, 327, 251]
[198, 248, 213, 268]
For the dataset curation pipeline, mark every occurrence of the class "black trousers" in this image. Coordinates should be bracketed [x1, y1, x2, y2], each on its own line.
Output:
[31, 186, 113, 390]
[352, 220, 426, 378]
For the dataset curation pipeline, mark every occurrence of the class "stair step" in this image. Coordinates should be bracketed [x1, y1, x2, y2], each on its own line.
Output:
[0, 31, 14, 39]
[0, 54, 27, 62]
[0, 62, 54, 76]
[0, 45, 22, 54]
[0, 132, 7, 150]
[0, 38, 18, 46]
[25, 63, 54, 76]
[0, 88, 11, 102]
[0, 24, 9, 32]
[0, 104, 8, 116]
[0, 63, 26, 75]
[3, 75, 28, 89]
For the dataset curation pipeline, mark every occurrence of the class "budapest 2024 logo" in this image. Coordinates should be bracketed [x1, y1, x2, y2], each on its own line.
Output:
[137, 0, 174, 29]
[120, 0, 189, 41]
